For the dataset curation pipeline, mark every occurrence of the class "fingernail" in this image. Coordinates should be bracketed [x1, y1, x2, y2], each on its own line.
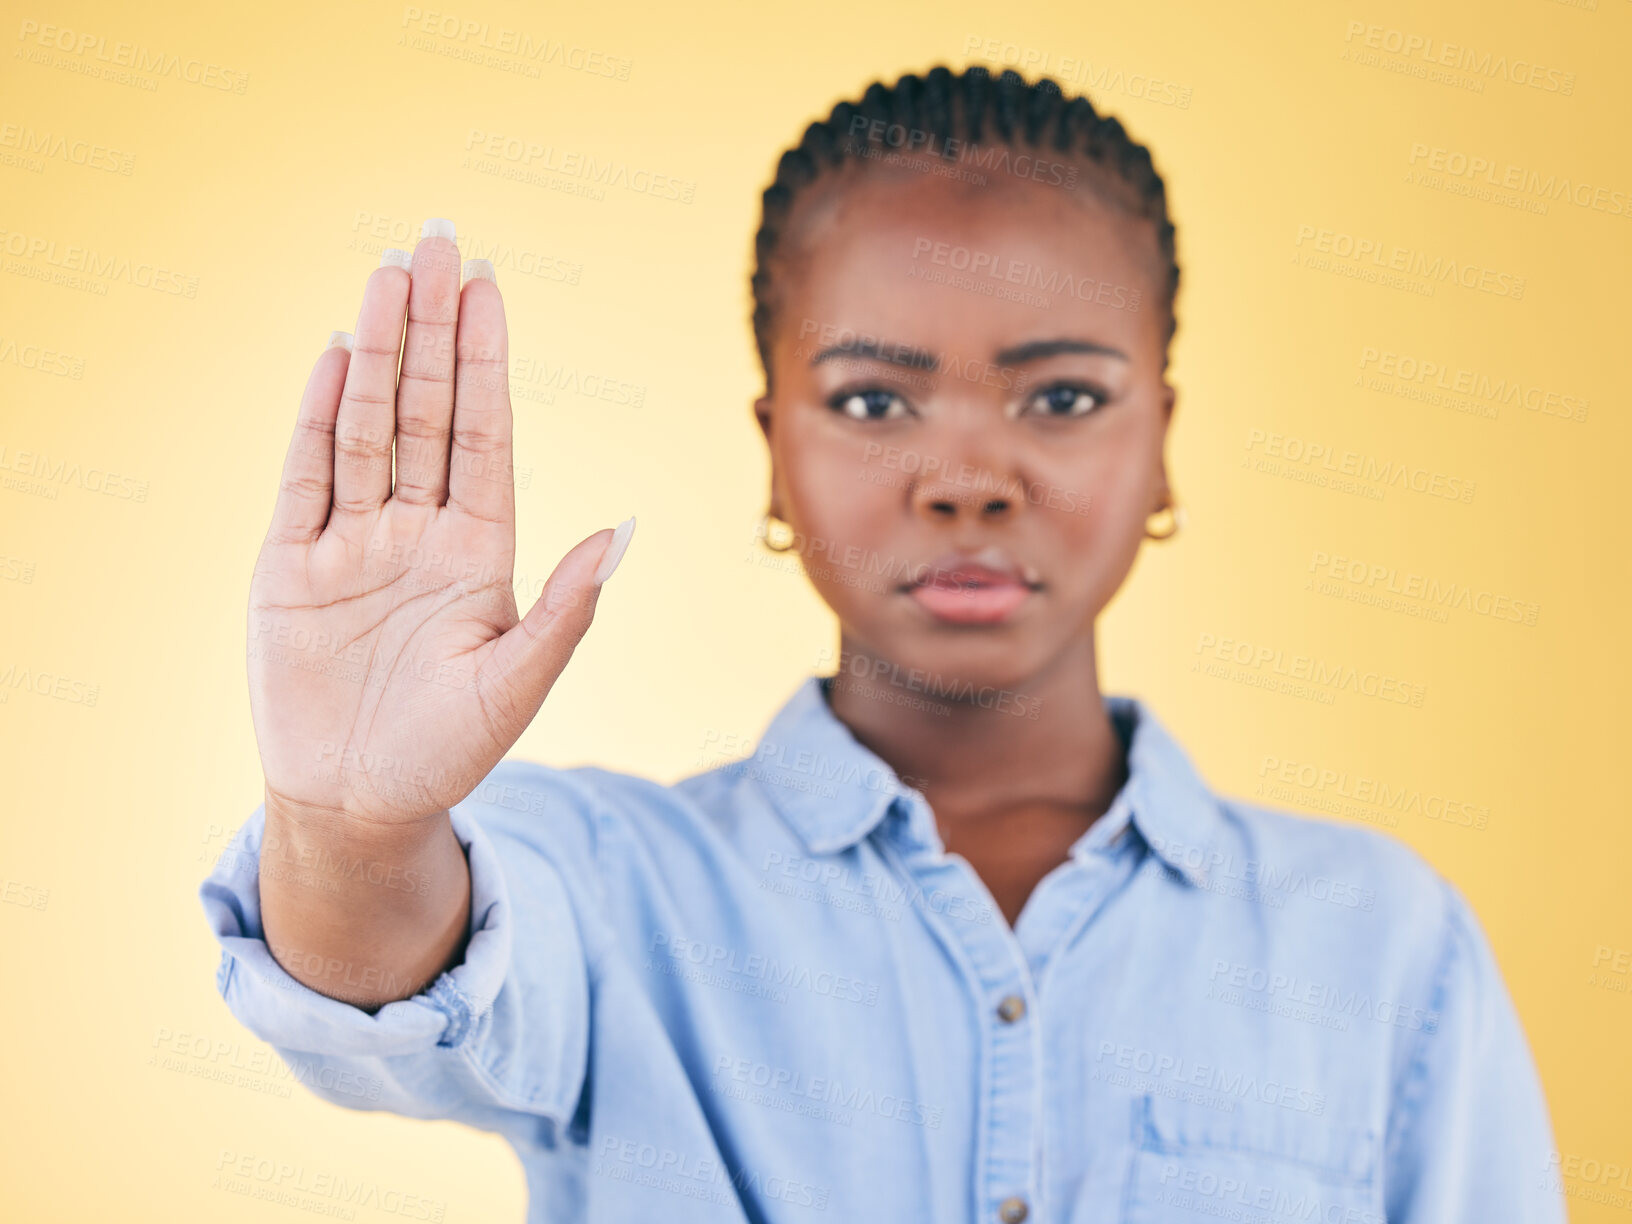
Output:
[421, 217, 456, 241]
[380, 248, 412, 270]
[593, 516, 636, 585]
[327, 330, 354, 351]
[462, 258, 495, 285]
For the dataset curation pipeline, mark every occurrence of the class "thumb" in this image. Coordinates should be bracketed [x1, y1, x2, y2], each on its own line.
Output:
[482, 517, 635, 712]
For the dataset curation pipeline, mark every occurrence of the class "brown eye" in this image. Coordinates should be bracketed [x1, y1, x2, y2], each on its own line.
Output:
[828, 388, 910, 421]
[1022, 382, 1105, 418]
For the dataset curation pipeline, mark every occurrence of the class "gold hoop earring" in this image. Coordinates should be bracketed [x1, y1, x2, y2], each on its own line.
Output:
[759, 511, 798, 553]
[1144, 500, 1184, 541]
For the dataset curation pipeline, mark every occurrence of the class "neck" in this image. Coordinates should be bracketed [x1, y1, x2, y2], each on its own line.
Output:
[822, 630, 1130, 827]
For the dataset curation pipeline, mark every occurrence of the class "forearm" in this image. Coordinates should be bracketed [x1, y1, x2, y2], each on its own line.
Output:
[258, 789, 472, 1012]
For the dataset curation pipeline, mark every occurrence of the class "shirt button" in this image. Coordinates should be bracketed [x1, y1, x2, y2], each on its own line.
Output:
[998, 1196, 1029, 1223]
[996, 994, 1026, 1023]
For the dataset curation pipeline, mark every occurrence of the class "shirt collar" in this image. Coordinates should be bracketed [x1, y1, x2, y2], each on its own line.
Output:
[750, 674, 1219, 886]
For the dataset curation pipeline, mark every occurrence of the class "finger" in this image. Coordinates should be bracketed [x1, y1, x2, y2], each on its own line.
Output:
[268, 334, 351, 545]
[479, 522, 630, 728]
[393, 219, 462, 507]
[446, 262, 514, 526]
[331, 259, 410, 519]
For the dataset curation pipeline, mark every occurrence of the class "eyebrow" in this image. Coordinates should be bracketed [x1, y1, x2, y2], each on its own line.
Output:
[809, 338, 939, 371]
[808, 336, 1129, 370]
[995, 338, 1129, 365]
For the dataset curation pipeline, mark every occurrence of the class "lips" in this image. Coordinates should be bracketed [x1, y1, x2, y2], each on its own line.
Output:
[904, 548, 1040, 626]
[908, 547, 1041, 591]
[919, 562, 1024, 589]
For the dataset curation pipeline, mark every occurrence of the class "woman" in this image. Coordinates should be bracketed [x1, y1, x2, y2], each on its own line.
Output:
[202, 65, 1563, 1222]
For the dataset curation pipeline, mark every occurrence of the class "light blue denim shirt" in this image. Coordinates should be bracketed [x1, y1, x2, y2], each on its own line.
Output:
[199, 675, 1565, 1223]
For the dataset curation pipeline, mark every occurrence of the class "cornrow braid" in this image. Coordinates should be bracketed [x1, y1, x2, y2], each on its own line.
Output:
[750, 64, 1180, 389]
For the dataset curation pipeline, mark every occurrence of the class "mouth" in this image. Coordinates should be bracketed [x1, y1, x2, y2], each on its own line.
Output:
[902, 552, 1041, 626]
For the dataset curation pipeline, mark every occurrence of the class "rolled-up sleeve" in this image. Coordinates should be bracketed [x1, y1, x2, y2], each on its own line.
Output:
[198, 761, 598, 1142]
[1383, 879, 1567, 1223]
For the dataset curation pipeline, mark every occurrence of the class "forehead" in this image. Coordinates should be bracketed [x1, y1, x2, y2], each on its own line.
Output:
[776, 162, 1166, 363]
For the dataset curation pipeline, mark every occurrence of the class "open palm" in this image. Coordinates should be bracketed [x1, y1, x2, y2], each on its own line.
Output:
[248, 225, 632, 825]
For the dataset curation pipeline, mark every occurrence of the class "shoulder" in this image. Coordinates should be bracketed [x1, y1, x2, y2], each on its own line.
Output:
[1124, 694, 1457, 950]
[1205, 792, 1494, 998]
[1214, 795, 1449, 921]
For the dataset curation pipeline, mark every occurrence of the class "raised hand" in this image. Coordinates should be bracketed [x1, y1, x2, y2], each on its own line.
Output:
[247, 219, 633, 828]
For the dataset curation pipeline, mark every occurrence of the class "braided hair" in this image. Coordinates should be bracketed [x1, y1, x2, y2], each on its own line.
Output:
[750, 64, 1180, 389]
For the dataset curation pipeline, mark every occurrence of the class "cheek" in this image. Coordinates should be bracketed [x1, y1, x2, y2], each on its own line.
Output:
[1057, 445, 1150, 538]
[1034, 446, 1156, 610]
[1097, 462, 1153, 532]
[784, 435, 897, 532]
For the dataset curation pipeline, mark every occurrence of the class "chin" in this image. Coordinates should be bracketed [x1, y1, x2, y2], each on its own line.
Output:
[834, 620, 1059, 701]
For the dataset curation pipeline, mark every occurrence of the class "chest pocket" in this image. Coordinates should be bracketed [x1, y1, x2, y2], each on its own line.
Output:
[1119, 1092, 1384, 1224]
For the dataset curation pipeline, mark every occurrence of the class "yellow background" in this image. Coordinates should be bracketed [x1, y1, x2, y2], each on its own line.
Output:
[2, 0, 1627, 1217]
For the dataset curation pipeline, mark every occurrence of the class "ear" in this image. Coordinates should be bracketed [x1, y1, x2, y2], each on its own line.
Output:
[753, 393, 774, 443]
[753, 394, 783, 520]
[1154, 381, 1177, 510]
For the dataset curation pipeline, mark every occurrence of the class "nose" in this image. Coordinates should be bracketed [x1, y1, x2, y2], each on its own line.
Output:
[906, 430, 1024, 523]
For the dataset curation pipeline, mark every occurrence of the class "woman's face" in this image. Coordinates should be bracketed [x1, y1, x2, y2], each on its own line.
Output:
[756, 160, 1175, 694]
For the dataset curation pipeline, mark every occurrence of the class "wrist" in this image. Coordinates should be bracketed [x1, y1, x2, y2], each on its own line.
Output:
[262, 783, 450, 862]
